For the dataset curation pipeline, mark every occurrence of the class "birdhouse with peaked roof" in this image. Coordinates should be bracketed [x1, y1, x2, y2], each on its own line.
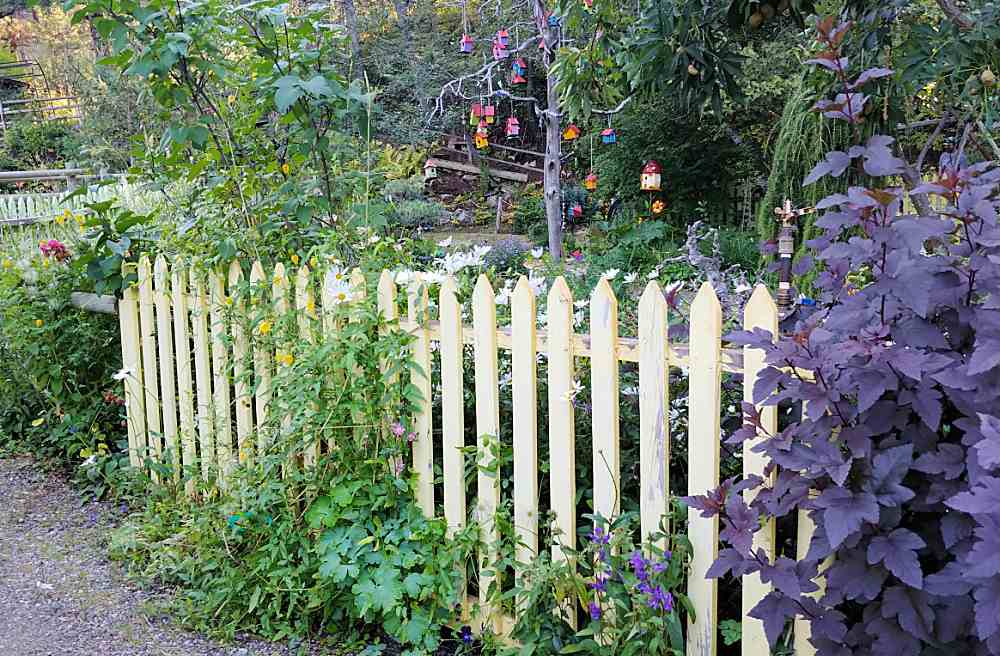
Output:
[601, 128, 617, 144]
[496, 29, 510, 47]
[460, 34, 474, 54]
[424, 159, 437, 181]
[584, 172, 598, 190]
[505, 116, 520, 137]
[484, 104, 496, 124]
[562, 123, 581, 140]
[641, 160, 662, 192]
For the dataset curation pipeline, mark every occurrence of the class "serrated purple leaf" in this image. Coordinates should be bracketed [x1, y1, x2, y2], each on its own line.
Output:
[973, 577, 1000, 639]
[816, 488, 880, 549]
[749, 591, 800, 646]
[867, 528, 925, 589]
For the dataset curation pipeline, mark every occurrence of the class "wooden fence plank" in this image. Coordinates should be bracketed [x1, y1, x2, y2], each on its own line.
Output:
[172, 266, 196, 492]
[742, 285, 778, 656]
[250, 260, 272, 455]
[154, 256, 179, 479]
[119, 276, 145, 469]
[639, 281, 670, 543]
[210, 270, 234, 484]
[272, 263, 290, 447]
[439, 276, 466, 537]
[473, 274, 501, 631]
[591, 278, 621, 526]
[687, 282, 723, 656]
[295, 265, 318, 468]
[794, 505, 816, 656]
[230, 261, 253, 465]
[408, 275, 435, 515]
[511, 276, 539, 570]
[138, 256, 161, 479]
[191, 270, 215, 482]
[547, 277, 576, 566]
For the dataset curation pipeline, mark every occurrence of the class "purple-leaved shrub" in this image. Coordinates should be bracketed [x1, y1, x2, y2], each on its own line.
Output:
[686, 18, 1000, 656]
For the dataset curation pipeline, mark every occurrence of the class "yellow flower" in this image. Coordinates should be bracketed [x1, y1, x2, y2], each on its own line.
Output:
[56, 214, 65, 225]
[257, 320, 272, 335]
[277, 351, 294, 367]
[309, 257, 318, 269]
[651, 199, 666, 214]
[2, 259, 11, 269]
[273, 273, 285, 286]
[42, 258, 50, 268]
[224, 296, 234, 307]
[281, 162, 291, 175]
[306, 299, 316, 315]
[227, 94, 236, 105]
[35, 319, 43, 327]
[290, 254, 300, 265]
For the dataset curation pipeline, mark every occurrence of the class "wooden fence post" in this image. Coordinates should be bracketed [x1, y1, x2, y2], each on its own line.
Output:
[591, 278, 621, 526]
[210, 269, 234, 484]
[138, 256, 161, 480]
[154, 256, 179, 480]
[119, 273, 145, 469]
[295, 265, 317, 468]
[191, 269, 215, 483]
[408, 275, 434, 516]
[742, 285, 779, 656]
[511, 276, 539, 573]
[440, 276, 467, 537]
[250, 261, 272, 455]
[172, 265, 196, 493]
[639, 281, 670, 543]
[230, 261, 253, 465]
[687, 282, 723, 656]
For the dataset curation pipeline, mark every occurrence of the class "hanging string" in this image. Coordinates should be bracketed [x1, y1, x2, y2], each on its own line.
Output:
[589, 132, 594, 172]
[461, 0, 468, 34]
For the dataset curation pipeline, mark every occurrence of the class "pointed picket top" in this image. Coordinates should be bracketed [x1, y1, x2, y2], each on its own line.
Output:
[349, 268, 366, 298]
[744, 284, 777, 329]
[590, 275, 618, 331]
[377, 269, 397, 321]
[547, 275, 573, 310]
[440, 274, 459, 301]
[639, 279, 666, 315]
[153, 254, 169, 286]
[473, 273, 495, 303]
[227, 259, 242, 287]
[249, 259, 265, 285]
[691, 281, 722, 322]
[407, 272, 429, 323]
[138, 255, 152, 291]
[512, 275, 535, 303]
[272, 262, 288, 314]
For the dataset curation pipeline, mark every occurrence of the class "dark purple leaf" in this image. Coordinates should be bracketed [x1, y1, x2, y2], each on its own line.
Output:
[976, 413, 1000, 469]
[881, 586, 935, 642]
[816, 488, 880, 549]
[973, 577, 1000, 639]
[913, 444, 965, 480]
[848, 67, 894, 89]
[749, 591, 800, 646]
[946, 477, 1000, 515]
[869, 444, 915, 507]
[866, 529, 925, 588]
[804, 150, 854, 186]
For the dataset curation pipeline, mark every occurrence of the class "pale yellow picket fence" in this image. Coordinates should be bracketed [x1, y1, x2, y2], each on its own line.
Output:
[118, 255, 818, 656]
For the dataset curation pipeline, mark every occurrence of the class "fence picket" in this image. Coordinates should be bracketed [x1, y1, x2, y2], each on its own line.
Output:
[272, 263, 291, 447]
[138, 256, 161, 480]
[295, 265, 318, 468]
[172, 266, 196, 492]
[191, 270, 215, 482]
[439, 276, 466, 537]
[407, 275, 434, 516]
[473, 274, 500, 631]
[639, 281, 670, 543]
[742, 285, 778, 656]
[210, 270, 234, 484]
[249, 260, 272, 454]
[687, 282, 722, 656]
[591, 278, 621, 526]
[349, 269, 367, 442]
[154, 256, 179, 479]
[230, 261, 253, 465]
[511, 276, 538, 571]
[794, 505, 816, 656]
[119, 276, 145, 469]
[546, 277, 576, 567]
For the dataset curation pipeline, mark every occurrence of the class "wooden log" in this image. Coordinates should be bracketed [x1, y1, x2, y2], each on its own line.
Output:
[425, 158, 529, 183]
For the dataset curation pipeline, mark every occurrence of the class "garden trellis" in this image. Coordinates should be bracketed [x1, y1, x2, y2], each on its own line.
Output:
[119, 256, 821, 656]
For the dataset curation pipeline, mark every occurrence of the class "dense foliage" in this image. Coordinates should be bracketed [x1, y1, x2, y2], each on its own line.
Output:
[690, 18, 1000, 655]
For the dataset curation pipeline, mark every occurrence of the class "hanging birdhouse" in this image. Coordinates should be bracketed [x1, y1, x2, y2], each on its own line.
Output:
[505, 116, 521, 137]
[484, 105, 496, 125]
[424, 159, 437, 181]
[547, 12, 560, 27]
[492, 40, 509, 60]
[496, 29, 510, 47]
[563, 123, 581, 140]
[584, 0, 593, 7]
[512, 73, 527, 84]
[512, 58, 527, 76]
[475, 120, 489, 149]
[472, 103, 483, 117]
[584, 172, 598, 191]
[601, 128, 617, 144]
[460, 34, 474, 54]
[571, 204, 583, 219]
[641, 160, 662, 192]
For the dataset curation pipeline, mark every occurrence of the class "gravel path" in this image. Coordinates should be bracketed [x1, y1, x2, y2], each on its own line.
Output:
[0, 456, 327, 656]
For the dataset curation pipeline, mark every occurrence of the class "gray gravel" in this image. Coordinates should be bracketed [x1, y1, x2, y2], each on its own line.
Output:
[0, 456, 333, 656]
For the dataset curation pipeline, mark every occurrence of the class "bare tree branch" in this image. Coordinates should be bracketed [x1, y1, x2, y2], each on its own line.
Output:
[935, 0, 974, 30]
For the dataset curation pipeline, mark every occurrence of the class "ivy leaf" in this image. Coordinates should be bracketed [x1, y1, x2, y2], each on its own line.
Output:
[866, 529, 925, 589]
[816, 488, 879, 549]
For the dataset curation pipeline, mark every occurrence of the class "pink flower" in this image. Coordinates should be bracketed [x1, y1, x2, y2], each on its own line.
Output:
[407, 432, 417, 443]
[571, 249, 583, 261]
[390, 421, 406, 437]
[393, 459, 406, 476]
[39, 239, 70, 262]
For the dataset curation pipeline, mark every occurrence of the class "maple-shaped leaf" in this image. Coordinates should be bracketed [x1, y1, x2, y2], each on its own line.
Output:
[816, 487, 880, 549]
[867, 528, 926, 589]
[826, 549, 887, 603]
[749, 591, 800, 646]
[804, 150, 854, 186]
[913, 443, 965, 480]
[881, 585, 935, 642]
[862, 136, 905, 177]
[966, 515, 1000, 579]
[973, 577, 1000, 640]
[946, 476, 1000, 515]
[975, 413, 1000, 469]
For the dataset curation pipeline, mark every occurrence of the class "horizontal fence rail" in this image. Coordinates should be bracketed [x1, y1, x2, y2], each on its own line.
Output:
[118, 258, 818, 656]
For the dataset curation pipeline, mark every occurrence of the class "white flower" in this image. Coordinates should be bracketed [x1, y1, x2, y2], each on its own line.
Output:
[394, 270, 417, 285]
[438, 237, 453, 248]
[531, 247, 544, 259]
[325, 271, 353, 304]
[734, 282, 752, 294]
[423, 272, 446, 285]
[561, 379, 583, 403]
[495, 287, 512, 306]
[647, 269, 660, 280]
[574, 299, 589, 309]
[623, 272, 638, 284]
[82, 454, 97, 467]
[112, 368, 132, 382]
[527, 273, 547, 297]
[622, 385, 639, 397]
[327, 266, 349, 286]
[573, 309, 585, 326]
[601, 268, 619, 281]
[368, 235, 381, 245]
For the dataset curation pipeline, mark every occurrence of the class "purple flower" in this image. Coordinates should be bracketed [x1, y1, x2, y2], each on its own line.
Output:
[647, 586, 673, 612]
[653, 561, 668, 574]
[390, 421, 405, 437]
[629, 550, 649, 581]
[589, 572, 609, 592]
[460, 625, 473, 644]
[588, 601, 602, 621]
[407, 431, 417, 443]
[393, 459, 406, 476]
[588, 525, 611, 544]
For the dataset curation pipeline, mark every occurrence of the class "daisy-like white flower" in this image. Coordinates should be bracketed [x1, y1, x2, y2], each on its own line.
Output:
[325, 270, 353, 305]
[601, 268, 619, 281]
[112, 368, 132, 382]
[495, 285, 513, 306]
[734, 282, 752, 294]
[623, 272, 638, 284]
[438, 237, 453, 248]
[561, 379, 583, 403]
[647, 269, 660, 280]
[530, 247, 544, 259]
[574, 299, 589, 309]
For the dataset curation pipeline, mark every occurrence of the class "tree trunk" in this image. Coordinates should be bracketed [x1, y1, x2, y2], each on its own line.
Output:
[536, 3, 563, 259]
[342, 0, 365, 81]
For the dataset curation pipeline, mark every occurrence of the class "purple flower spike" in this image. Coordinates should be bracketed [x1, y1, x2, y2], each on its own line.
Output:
[588, 601, 602, 621]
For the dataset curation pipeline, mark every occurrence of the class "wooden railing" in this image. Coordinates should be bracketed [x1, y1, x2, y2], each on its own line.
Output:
[118, 256, 817, 656]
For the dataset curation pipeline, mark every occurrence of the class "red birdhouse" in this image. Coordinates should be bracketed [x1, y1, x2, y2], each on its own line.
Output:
[460, 34, 474, 54]
[484, 105, 496, 124]
[571, 204, 583, 218]
[562, 123, 581, 140]
[493, 40, 509, 60]
[496, 29, 510, 47]
[584, 172, 598, 191]
[505, 116, 520, 137]
[512, 73, 527, 84]
[641, 160, 662, 192]
[472, 103, 483, 117]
